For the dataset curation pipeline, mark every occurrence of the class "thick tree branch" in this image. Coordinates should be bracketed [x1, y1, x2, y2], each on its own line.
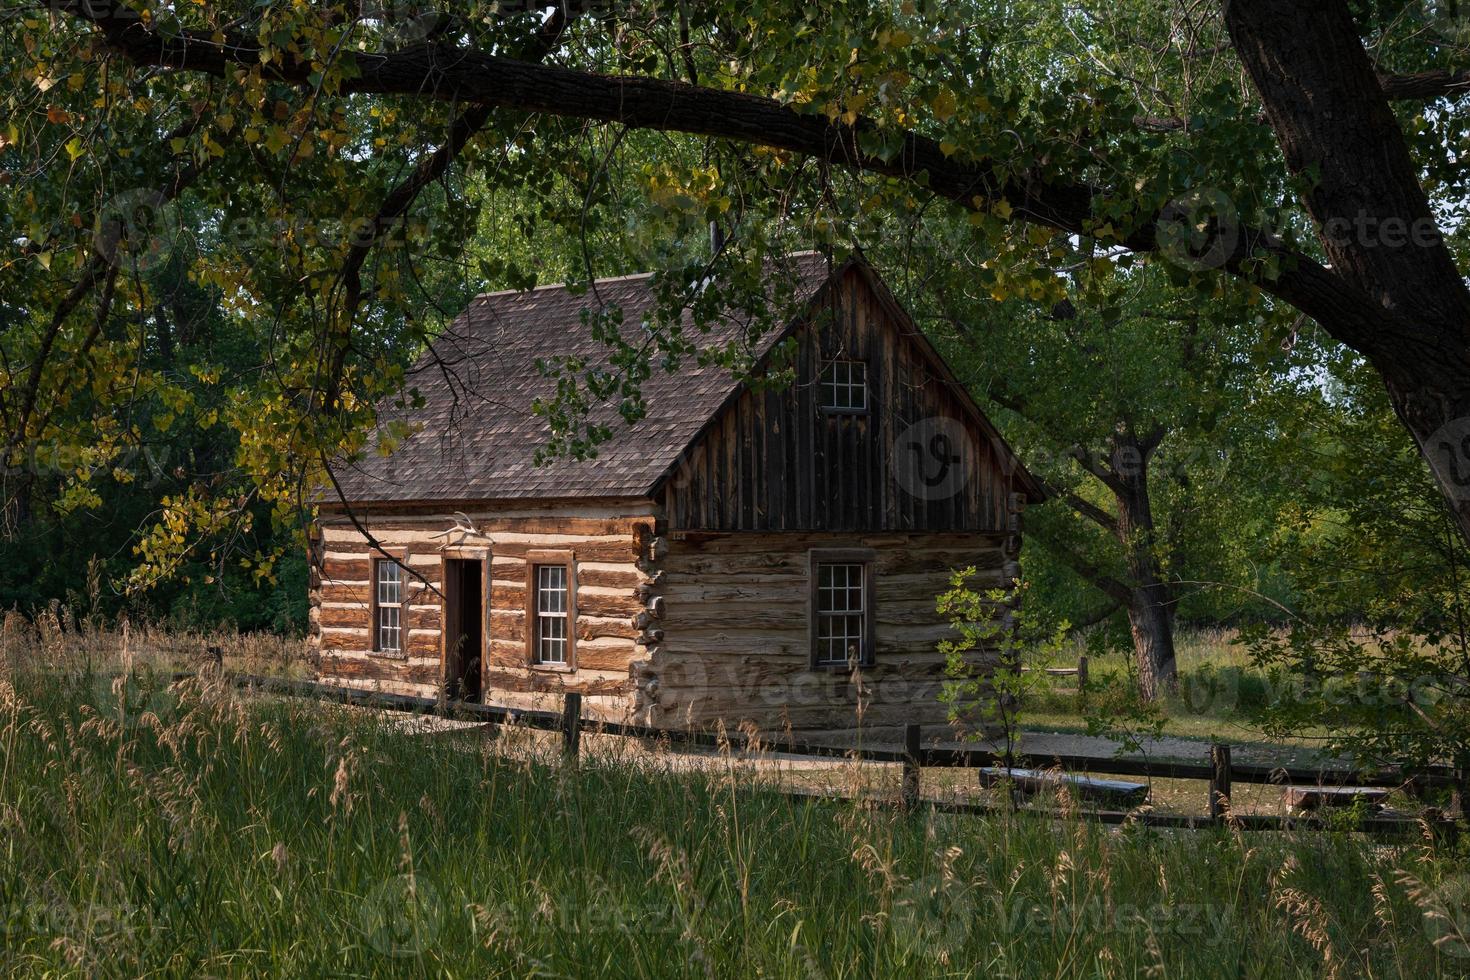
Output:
[56, 0, 1407, 359]
[1040, 478, 1121, 535]
[322, 6, 578, 408]
[1069, 446, 1126, 495]
[1378, 67, 1470, 101]
[1031, 533, 1135, 606]
[1226, 2, 1470, 351]
[1069, 598, 1123, 631]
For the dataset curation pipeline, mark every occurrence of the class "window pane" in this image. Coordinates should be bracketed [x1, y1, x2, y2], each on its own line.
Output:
[820, 360, 867, 412]
[377, 560, 402, 604]
[534, 564, 570, 665]
[537, 565, 567, 613]
[378, 604, 401, 652]
[375, 561, 404, 652]
[815, 562, 867, 664]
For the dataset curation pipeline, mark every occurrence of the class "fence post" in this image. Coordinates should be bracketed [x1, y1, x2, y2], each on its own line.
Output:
[1075, 655, 1089, 707]
[1209, 742, 1232, 824]
[561, 693, 583, 762]
[902, 723, 921, 811]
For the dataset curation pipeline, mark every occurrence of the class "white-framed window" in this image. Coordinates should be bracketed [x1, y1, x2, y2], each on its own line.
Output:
[820, 359, 868, 413]
[813, 560, 872, 667]
[374, 558, 404, 653]
[533, 564, 570, 666]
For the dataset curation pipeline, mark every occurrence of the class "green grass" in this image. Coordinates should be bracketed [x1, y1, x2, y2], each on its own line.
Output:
[1021, 629, 1345, 747]
[3, 666, 1470, 977]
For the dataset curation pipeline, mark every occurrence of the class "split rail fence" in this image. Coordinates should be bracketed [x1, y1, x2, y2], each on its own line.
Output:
[215, 672, 1460, 838]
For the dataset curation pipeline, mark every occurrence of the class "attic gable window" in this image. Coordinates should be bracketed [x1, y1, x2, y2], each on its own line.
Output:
[820, 359, 868, 413]
[373, 558, 404, 654]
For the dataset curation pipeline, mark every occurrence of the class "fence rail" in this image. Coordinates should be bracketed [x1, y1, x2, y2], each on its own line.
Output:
[196, 672, 1459, 837]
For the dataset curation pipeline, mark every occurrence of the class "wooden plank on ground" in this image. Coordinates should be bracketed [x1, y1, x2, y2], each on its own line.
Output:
[1282, 786, 1389, 811]
[978, 767, 1149, 807]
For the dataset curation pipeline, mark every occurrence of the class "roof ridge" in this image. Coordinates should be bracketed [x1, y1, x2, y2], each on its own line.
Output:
[473, 270, 657, 301]
[471, 250, 830, 302]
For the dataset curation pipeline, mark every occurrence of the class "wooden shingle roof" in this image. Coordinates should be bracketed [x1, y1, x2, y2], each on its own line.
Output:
[330, 251, 837, 504]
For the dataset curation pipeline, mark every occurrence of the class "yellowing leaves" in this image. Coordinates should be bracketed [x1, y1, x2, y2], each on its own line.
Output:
[878, 27, 913, 48]
[930, 89, 958, 123]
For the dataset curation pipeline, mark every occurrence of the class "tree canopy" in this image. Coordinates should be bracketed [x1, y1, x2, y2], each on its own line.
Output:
[3, 0, 1469, 636]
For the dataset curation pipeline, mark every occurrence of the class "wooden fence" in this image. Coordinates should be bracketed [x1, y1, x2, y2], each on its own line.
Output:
[217, 673, 1459, 838]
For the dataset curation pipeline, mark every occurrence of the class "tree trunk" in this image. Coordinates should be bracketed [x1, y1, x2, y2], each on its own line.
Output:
[1126, 584, 1178, 702]
[1379, 364, 1470, 540]
[1112, 439, 1178, 699]
[1224, 0, 1470, 543]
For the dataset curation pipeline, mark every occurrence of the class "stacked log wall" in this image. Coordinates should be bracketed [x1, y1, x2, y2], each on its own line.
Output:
[310, 504, 656, 715]
[632, 530, 1014, 739]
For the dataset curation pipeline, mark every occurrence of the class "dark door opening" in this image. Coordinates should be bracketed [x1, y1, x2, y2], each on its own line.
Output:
[444, 559, 483, 702]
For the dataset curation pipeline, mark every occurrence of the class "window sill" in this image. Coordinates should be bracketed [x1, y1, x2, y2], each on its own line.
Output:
[369, 650, 409, 661]
[810, 660, 875, 673]
[530, 661, 575, 674]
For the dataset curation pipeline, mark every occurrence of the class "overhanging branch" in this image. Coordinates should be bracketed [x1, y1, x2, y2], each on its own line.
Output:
[55, 0, 1408, 357]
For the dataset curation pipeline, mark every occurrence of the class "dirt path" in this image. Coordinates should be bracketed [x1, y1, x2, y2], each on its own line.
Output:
[1007, 727, 1341, 769]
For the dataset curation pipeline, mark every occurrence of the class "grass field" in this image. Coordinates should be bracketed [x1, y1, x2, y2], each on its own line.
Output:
[1021, 629, 1341, 745]
[4, 663, 1470, 978]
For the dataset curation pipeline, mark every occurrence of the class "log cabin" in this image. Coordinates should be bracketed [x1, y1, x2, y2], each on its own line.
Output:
[312, 251, 1043, 738]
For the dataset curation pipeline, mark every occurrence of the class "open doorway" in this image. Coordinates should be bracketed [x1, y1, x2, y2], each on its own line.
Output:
[443, 558, 484, 702]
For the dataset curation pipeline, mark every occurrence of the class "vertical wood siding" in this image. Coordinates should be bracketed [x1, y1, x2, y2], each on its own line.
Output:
[661, 267, 1014, 533]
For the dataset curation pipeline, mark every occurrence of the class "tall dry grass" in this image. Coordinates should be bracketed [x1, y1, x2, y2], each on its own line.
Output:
[1, 627, 1468, 976]
[0, 605, 309, 680]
